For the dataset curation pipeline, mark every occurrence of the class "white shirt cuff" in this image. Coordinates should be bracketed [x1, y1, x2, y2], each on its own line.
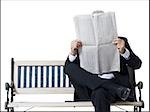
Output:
[98, 73, 114, 79]
[68, 54, 77, 62]
[120, 48, 130, 60]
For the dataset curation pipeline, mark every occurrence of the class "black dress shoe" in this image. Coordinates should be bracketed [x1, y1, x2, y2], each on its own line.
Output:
[117, 87, 131, 101]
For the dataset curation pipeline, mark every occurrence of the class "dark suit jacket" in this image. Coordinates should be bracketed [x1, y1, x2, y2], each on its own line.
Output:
[64, 37, 142, 101]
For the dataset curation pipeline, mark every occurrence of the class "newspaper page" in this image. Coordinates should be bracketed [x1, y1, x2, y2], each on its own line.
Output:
[74, 12, 120, 74]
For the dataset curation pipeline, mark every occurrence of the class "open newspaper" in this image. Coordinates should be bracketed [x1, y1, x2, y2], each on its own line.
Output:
[74, 11, 120, 74]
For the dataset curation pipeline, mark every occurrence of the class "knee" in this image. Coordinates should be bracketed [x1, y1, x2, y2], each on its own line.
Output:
[92, 88, 107, 100]
[94, 88, 106, 98]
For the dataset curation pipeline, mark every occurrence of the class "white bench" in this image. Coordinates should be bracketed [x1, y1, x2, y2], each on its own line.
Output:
[5, 58, 144, 112]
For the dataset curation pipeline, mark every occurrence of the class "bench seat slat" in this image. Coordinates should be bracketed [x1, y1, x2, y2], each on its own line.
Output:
[15, 61, 65, 66]
[8, 101, 143, 107]
[14, 88, 74, 94]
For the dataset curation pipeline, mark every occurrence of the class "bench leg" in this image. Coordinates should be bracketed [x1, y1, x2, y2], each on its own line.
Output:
[5, 107, 13, 112]
[134, 106, 138, 112]
[6, 108, 9, 112]
[139, 107, 142, 112]
[134, 106, 142, 112]
[10, 107, 14, 112]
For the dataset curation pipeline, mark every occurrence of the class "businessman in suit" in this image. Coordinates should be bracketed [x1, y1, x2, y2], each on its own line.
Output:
[64, 37, 142, 112]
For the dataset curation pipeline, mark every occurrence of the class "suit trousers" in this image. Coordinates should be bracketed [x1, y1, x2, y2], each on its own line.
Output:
[91, 88, 116, 112]
[64, 63, 124, 112]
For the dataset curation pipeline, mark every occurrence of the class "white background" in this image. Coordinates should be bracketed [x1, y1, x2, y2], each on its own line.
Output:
[1, 0, 149, 111]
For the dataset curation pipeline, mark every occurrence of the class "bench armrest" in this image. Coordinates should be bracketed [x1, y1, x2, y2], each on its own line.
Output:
[135, 81, 144, 108]
[5, 83, 10, 91]
[136, 81, 143, 89]
[5, 82, 10, 109]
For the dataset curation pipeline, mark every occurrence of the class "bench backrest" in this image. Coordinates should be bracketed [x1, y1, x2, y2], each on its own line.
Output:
[12, 59, 74, 94]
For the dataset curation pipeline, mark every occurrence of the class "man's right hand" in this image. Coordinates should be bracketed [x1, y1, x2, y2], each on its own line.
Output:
[70, 39, 82, 56]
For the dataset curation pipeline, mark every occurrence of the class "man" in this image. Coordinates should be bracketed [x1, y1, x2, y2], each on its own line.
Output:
[64, 37, 142, 112]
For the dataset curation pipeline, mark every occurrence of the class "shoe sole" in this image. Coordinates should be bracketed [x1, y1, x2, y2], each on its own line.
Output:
[121, 88, 131, 101]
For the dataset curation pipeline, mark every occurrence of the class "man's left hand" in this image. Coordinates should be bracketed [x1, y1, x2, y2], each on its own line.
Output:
[112, 38, 125, 54]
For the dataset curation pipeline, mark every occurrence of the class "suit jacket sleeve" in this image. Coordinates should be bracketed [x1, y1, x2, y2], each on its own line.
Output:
[64, 50, 80, 73]
[121, 37, 142, 69]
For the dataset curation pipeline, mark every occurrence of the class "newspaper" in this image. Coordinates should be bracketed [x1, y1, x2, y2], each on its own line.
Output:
[74, 12, 120, 74]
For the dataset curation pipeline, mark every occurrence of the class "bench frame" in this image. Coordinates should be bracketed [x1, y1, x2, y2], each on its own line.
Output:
[5, 58, 144, 112]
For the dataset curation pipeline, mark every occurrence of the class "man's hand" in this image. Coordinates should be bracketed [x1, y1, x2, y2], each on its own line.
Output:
[70, 39, 82, 56]
[112, 38, 125, 54]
